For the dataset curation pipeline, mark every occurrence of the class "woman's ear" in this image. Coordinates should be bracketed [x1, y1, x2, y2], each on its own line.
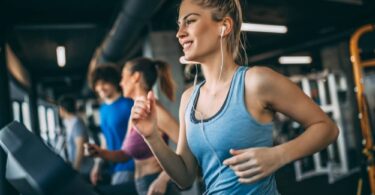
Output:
[222, 16, 234, 37]
[132, 72, 141, 83]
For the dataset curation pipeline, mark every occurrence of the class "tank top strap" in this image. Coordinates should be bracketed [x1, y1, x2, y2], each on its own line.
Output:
[227, 66, 248, 104]
[185, 81, 205, 117]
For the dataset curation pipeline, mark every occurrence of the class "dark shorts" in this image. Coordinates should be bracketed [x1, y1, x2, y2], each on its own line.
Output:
[111, 171, 134, 185]
[135, 172, 180, 195]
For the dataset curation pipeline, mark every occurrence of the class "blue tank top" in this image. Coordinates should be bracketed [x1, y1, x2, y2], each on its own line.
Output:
[186, 66, 278, 195]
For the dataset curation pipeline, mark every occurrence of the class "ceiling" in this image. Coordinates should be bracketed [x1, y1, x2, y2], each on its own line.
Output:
[2, 0, 375, 99]
[4, 0, 122, 97]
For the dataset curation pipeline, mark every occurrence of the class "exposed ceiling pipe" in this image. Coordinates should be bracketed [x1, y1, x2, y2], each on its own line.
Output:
[97, 0, 167, 64]
[85, 0, 166, 97]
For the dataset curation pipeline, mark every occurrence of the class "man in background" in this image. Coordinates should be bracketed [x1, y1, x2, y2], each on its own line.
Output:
[89, 65, 134, 186]
[58, 95, 93, 177]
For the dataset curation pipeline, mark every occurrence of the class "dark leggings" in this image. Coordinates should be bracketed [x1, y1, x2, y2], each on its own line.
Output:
[135, 172, 180, 195]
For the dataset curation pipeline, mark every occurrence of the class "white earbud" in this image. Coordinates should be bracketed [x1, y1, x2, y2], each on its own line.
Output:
[179, 56, 199, 87]
[179, 56, 199, 64]
[220, 26, 226, 37]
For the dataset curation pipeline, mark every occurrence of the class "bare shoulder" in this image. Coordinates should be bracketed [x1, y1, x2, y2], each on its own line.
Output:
[245, 66, 281, 93]
[245, 66, 295, 104]
[180, 86, 195, 107]
[245, 66, 281, 84]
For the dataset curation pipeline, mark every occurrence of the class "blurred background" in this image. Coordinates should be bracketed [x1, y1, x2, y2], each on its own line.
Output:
[0, 0, 375, 194]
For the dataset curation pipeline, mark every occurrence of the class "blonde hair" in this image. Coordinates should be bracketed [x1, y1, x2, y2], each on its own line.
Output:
[184, 0, 246, 64]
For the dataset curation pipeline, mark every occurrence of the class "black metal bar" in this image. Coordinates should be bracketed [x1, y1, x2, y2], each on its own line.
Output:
[29, 77, 40, 136]
[0, 14, 18, 195]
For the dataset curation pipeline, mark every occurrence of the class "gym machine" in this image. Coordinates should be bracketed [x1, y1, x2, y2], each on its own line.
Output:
[350, 23, 375, 195]
[0, 121, 98, 195]
[289, 71, 358, 183]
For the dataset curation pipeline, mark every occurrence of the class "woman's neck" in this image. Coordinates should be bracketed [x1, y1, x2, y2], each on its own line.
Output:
[199, 51, 238, 89]
[131, 86, 148, 99]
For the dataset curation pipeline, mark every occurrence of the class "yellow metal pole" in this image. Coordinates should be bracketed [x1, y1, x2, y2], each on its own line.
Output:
[350, 24, 375, 194]
[362, 59, 375, 68]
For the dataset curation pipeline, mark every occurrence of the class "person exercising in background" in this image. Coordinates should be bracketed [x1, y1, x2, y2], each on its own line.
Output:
[89, 65, 135, 186]
[130, 0, 340, 194]
[58, 95, 93, 178]
[87, 58, 180, 195]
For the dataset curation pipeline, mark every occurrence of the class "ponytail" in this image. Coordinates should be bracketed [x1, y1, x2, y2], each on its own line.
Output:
[155, 60, 176, 101]
[127, 57, 176, 101]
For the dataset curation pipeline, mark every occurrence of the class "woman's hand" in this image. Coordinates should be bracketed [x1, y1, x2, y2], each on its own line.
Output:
[84, 143, 102, 158]
[223, 147, 285, 184]
[132, 91, 158, 138]
[147, 175, 169, 195]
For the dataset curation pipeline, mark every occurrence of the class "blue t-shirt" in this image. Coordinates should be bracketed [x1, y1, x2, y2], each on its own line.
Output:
[100, 97, 135, 173]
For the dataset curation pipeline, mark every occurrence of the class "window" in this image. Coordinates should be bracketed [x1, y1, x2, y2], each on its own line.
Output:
[12, 101, 21, 122]
[38, 106, 48, 141]
[22, 101, 32, 131]
[47, 108, 56, 140]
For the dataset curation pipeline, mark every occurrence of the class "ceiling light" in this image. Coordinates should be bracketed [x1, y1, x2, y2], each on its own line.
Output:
[241, 23, 288, 34]
[56, 46, 66, 67]
[278, 56, 312, 64]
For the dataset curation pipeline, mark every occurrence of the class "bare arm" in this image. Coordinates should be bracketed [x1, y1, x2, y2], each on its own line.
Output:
[147, 171, 172, 195]
[92, 133, 107, 170]
[101, 150, 131, 163]
[73, 137, 85, 170]
[86, 143, 131, 163]
[99, 133, 107, 149]
[224, 67, 339, 183]
[254, 67, 339, 164]
[132, 90, 198, 189]
[155, 102, 179, 144]
[90, 132, 107, 185]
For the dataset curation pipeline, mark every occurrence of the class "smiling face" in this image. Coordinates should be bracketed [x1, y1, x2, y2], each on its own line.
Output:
[119, 64, 135, 99]
[176, 0, 222, 62]
[94, 80, 118, 101]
